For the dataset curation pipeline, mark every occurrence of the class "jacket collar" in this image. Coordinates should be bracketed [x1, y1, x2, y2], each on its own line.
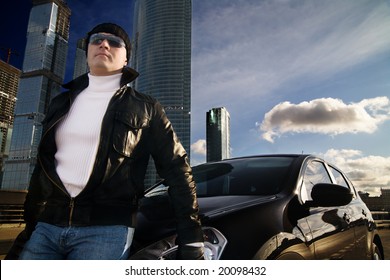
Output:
[62, 67, 139, 90]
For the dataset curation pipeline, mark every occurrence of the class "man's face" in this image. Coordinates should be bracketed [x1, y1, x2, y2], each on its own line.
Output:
[87, 32, 127, 76]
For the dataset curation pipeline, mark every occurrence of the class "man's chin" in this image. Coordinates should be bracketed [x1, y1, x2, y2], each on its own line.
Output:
[89, 67, 123, 76]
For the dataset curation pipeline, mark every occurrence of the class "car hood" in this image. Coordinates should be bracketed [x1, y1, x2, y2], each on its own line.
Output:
[198, 195, 277, 220]
[135, 194, 277, 242]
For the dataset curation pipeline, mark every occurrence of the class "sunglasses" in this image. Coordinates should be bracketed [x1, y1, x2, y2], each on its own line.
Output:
[89, 33, 126, 48]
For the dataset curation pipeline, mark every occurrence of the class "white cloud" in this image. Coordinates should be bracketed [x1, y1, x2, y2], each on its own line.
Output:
[321, 149, 390, 195]
[191, 139, 207, 156]
[258, 96, 390, 143]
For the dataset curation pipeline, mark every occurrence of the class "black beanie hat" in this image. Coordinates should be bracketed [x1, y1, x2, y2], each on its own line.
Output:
[86, 22, 131, 62]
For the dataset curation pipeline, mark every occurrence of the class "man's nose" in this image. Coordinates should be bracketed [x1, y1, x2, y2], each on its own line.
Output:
[98, 39, 110, 48]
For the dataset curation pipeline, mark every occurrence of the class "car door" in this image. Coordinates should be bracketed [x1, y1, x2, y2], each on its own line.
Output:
[328, 165, 368, 259]
[300, 160, 356, 259]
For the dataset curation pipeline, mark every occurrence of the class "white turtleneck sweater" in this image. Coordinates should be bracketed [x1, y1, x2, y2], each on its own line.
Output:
[55, 73, 122, 198]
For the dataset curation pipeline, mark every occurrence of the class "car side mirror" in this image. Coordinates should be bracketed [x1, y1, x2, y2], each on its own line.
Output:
[306, 183, 353, 207]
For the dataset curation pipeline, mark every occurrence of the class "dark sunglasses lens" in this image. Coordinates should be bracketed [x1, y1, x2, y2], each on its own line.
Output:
[107, 39, 121, 48]
[91, 38, 103, 45]
[90, 35, 124, 48]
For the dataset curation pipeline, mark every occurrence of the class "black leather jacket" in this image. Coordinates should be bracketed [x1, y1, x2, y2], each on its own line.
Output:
[24, 67, 204, 245]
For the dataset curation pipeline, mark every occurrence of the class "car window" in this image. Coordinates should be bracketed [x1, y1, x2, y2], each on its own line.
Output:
[328, 166, 349, 188]
[193, 157, 295, 197]
[301, 160, 332, 203]
[145, 157, 295, 197]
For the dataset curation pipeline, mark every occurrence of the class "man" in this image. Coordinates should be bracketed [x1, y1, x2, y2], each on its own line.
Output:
[15, 23, 204, 260]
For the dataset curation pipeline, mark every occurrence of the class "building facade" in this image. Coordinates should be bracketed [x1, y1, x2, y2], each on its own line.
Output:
[2, 0, 70, 190]
[132, 0, 192, 186]
[206, 107, 231, 162]
[360, 188, 390, 212]
[0, 60, 21, 186]
[72, 38, 88, 79]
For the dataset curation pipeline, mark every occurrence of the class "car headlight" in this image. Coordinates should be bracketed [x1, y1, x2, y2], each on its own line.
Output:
[129, 227, 227, 260]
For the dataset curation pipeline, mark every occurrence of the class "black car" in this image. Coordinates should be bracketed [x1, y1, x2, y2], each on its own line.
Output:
[129, 154, 384, 260]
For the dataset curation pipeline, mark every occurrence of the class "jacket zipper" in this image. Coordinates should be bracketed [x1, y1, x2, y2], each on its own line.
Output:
[39, 123, 75, 226]
[69, 198, 75, 226]
[38, 116, 67, 197]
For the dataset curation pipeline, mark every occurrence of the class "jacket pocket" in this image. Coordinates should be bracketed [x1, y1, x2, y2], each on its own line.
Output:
[113, 112, 150, 157]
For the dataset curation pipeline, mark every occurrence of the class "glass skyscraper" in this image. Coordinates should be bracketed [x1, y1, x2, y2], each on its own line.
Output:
[72, 38, 88, 79]
[0, 60, 21, 186]
[206, 107, 231, 162]
[132, 0, 192, 186]
[2, 0, 70, 190]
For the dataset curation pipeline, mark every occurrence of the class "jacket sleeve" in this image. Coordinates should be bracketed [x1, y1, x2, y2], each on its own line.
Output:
[148, 101, 204, 246]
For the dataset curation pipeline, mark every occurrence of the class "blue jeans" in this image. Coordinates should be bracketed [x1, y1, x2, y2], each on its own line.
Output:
[19, 222, 133, 260]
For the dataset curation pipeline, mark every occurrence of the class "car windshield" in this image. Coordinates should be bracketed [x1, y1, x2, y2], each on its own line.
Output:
[193, 157, 295, 197]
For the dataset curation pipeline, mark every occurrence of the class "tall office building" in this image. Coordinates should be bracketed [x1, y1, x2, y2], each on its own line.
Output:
[206, 107, 231, 162]
[2, 0, 71, 190]
[0, 60, 21, 186]
[132, 0, 192, 186]
[72, 38, 88, 79]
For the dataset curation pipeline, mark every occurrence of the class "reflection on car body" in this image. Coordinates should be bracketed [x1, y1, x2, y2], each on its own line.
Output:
[129, 154, 384, 260]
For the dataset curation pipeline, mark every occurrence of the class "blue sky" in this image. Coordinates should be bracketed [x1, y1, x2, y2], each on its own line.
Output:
[2, 0, 390, 196]
[190, 0, 390, 196]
